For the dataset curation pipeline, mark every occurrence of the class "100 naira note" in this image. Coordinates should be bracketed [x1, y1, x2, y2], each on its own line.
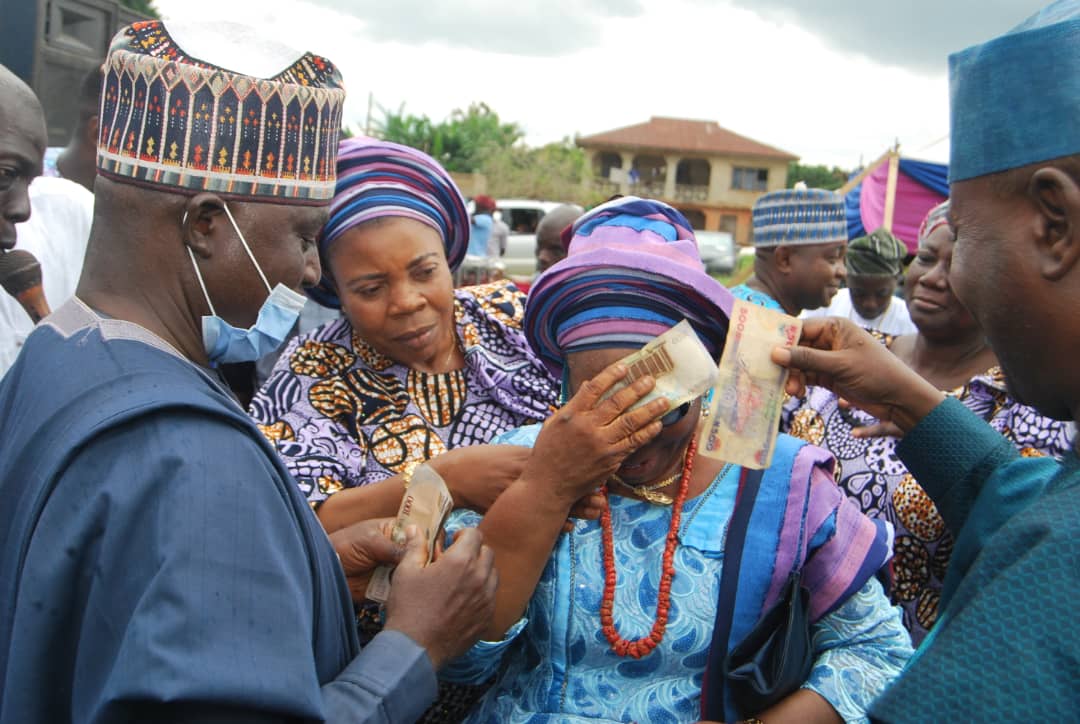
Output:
[698, 300, 801, 469]
[605, 319, 718, 418]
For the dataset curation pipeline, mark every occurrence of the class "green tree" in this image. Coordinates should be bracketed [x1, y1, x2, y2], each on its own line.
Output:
[479, 139, 603, 205]
[786, 162, 850, 190]
[118, 0, 160, 18]
[374, 102, 523, 173]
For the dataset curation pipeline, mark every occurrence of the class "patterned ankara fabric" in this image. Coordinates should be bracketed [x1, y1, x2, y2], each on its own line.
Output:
[97, 20, 345, 203]
[308, 138, 471, 308]
[729, 283, 784, 311]
[782, 340, 1074, 645]
[870, 398, 1080, 721]
[751, 188, 847, 247]
[525, 196, 733, 378]
[845, 227, 907, 277]
[443, 427, 911, 724]
[949, 0, 1080, 182]
[249, 280, 557, 503]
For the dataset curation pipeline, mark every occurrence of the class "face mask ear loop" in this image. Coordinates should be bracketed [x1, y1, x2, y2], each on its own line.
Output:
[223, 203, 273, 295]
[186, 246, 218, 318]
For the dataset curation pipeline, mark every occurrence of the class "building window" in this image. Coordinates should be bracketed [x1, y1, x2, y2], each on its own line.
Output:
[732, 167, 769, 191]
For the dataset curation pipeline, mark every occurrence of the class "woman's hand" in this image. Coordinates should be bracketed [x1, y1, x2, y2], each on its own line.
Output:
[773, 317, 945, 435]
[430, 444, 533, 512]
[522, 359, 668, 509]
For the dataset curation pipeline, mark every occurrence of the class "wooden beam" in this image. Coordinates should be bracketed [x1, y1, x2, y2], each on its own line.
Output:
[836, 149, 892, 196]
[882, 151, 901, 231]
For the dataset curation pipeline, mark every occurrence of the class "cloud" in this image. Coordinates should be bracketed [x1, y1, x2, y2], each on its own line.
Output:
[723, 0, 1047, 74]
[305, 0, 645, 56]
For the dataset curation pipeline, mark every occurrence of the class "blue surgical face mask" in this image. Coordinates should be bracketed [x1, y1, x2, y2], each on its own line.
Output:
[187, 203, 307, 365]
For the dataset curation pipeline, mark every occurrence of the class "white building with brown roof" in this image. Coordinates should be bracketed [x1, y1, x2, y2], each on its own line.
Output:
[577, 116, 798, 244]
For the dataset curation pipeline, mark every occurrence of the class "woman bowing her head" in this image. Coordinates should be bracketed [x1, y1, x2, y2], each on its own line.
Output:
[440, 197, 914, 724]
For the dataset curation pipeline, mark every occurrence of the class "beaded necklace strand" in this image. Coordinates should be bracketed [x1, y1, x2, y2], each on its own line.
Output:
[599, 439, 696, 659]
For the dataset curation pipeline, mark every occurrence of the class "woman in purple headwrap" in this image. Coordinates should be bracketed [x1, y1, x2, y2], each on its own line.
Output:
[251, 138, 563, 532]
[440, 197, 914, 724]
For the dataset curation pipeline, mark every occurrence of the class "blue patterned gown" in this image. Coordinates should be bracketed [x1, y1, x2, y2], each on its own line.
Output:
[443, 426, 913, 723]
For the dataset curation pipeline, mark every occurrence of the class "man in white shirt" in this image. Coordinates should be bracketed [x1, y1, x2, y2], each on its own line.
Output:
[803, 226, 917, 335]
[0, 176, 93, 373]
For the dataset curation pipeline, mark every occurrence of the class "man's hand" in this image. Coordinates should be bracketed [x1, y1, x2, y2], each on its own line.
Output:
[771, 317, 945, 434]
[383, 526, 498, 669]
[328, 517, 402, 603]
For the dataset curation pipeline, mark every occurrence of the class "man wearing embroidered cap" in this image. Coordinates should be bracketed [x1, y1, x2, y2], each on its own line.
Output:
[0, 21, 497, 723]
[772, 2, 1080, 719]
[731, 186, 848, 315]
[803, 227, 916, 335]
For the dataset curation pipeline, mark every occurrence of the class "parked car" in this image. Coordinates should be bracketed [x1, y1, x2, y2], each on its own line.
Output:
[465, 199, 563, 283]
[695, 230, 736, 275]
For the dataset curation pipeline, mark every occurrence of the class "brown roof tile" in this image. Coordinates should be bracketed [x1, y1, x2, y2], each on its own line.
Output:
[577, 116, 798, 161]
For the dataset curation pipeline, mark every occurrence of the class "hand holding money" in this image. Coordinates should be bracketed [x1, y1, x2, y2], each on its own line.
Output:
[366, 464, 454, 603]
[699, 300, 802, 469]
[603, 319, 718, 418]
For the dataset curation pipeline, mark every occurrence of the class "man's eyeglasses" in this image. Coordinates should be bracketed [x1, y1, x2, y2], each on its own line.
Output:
[660, 401, 692, 427]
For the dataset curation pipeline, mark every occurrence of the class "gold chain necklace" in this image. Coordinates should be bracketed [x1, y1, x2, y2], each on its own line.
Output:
[610, 457, 687, 506]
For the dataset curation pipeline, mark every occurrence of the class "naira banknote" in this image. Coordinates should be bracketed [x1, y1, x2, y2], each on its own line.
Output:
[698, 300, 802, 469]
[603, 319, 719, 417]
[366, 464, 454, 604]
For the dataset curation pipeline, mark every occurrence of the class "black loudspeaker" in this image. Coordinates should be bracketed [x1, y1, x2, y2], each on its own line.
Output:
[0, 0, 146, 146]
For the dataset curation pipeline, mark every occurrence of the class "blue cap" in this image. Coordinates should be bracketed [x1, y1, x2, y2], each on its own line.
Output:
[949, 1, 1080, 182]
[751, 187, 847, 247]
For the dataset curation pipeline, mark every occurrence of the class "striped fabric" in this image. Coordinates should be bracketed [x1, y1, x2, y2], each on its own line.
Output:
[309, 138, 470, 308]
[524, 197, 733, 377]
[751, 188, 847, 247]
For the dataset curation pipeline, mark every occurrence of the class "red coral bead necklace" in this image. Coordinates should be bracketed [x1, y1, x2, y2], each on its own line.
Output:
[599, 439, 696, 659]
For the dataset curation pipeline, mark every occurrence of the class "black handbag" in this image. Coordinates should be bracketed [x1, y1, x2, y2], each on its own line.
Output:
[700, 468, 814, 721]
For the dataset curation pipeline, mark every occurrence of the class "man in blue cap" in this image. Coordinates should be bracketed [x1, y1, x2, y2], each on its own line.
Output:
[772, 2, 1080, 719]
[732, 185, 849, 315]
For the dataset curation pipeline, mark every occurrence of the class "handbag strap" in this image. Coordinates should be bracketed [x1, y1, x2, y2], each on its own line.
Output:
[701, 466, 763, 721]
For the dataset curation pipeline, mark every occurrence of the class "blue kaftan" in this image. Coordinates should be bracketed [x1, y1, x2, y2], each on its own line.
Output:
[0, 300, 436, 723]
[870, 398, 1080, 721]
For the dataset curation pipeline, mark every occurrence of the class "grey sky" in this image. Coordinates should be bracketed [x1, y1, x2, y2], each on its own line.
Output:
[306, 0, 645, 56]
[726, 0, 1047, 74]
[309, 0, 1045, 72]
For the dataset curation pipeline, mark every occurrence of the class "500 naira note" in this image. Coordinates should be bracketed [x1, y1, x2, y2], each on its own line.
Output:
[698, 299, 801, 469]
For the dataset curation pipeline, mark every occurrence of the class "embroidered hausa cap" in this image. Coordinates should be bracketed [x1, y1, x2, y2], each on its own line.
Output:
[525, 196, 733, 378]
[949, 0, 1080, 182]
[96, 20, 346, 204]
[751, 186, 848, 247]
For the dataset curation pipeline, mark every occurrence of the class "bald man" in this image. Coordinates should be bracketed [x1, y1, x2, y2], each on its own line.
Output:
[0, 65, 47, 251]
[535, 203, 584, 273]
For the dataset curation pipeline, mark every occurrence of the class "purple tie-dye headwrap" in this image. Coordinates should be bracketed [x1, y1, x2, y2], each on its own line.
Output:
[307, 137, 469, 308]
